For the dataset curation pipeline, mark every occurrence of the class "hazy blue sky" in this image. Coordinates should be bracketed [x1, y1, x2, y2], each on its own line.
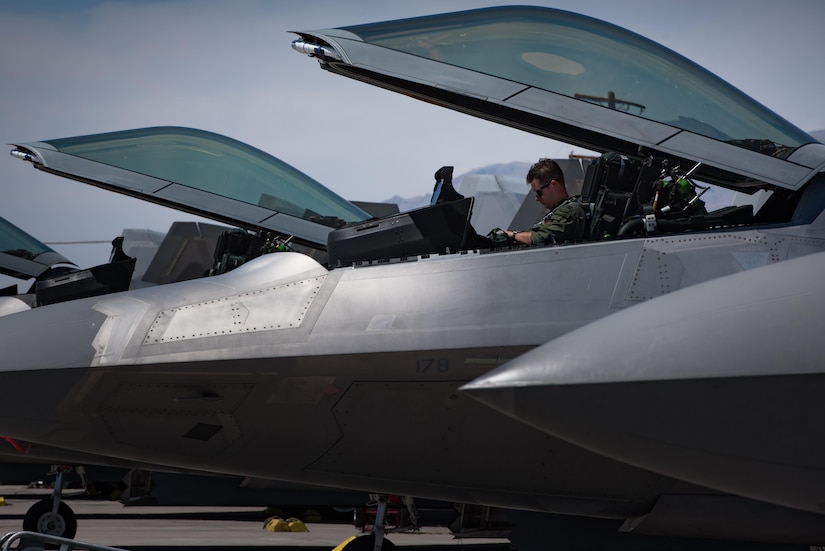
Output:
[1, 0, 823, 271]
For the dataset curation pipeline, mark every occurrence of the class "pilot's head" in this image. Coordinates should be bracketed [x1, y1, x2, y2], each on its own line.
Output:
[527, 158, 567, 210]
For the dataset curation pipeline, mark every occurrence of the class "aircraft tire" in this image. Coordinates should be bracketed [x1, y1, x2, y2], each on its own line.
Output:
[23, 498, 78, 539]
[340, 533, 396, 551]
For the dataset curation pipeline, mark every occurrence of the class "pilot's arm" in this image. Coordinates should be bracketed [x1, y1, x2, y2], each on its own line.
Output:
[511, 203, 585, 245]
[506, 230, 532, 245]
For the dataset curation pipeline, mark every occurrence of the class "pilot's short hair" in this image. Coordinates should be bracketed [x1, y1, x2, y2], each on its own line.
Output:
[527, 158, 565, 186]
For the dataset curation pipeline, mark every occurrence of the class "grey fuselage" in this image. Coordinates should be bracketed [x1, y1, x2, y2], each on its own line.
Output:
[2, 206, 825, 524]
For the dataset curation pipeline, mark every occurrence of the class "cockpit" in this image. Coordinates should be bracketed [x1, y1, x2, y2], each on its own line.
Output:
[4, 122, 822, 312]
[6, 5, 825, 307]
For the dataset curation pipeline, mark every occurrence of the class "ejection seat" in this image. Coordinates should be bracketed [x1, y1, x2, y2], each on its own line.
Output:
[581, 152, 757, 239]
[580, 152, 647, 240]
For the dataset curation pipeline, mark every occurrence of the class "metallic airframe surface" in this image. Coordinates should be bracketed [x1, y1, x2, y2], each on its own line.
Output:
[462, 250, 825, 516]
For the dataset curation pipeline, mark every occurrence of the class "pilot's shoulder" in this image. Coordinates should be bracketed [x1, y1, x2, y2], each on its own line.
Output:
[558, 197, 585, 216]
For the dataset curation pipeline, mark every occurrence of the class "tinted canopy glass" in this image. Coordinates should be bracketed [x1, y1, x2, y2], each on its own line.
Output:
[342, 6, 813, 158]
[0, 217, 54, 261]
[44, 127, 369, 226]
[0, 216, 73, 279]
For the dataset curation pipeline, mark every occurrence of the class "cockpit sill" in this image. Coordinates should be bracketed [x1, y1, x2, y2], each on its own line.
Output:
[5, 147, 818, 313]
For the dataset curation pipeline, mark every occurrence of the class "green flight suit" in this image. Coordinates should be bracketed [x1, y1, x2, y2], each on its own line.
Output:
[529, 196, 586, 245]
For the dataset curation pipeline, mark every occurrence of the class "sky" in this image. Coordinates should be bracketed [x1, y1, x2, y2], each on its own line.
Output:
[1, 0, 824, 274]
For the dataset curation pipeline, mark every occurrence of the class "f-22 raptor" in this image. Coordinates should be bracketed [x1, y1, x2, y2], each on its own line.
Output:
[2, 5, 825, 550]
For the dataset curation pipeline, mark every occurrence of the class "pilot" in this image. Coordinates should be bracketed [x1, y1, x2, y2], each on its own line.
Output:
[491, 158, 587, 245]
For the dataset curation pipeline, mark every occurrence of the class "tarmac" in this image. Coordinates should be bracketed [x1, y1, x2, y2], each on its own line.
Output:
[0, 486, 512, 551]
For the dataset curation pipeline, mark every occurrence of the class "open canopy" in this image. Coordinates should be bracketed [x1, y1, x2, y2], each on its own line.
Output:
[10, 127, 370, 250]
[292, 6, 825, 192]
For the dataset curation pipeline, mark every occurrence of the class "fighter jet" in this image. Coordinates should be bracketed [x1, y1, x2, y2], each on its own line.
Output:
[461, 249, 825, 517]
[3, 5, 825, 549]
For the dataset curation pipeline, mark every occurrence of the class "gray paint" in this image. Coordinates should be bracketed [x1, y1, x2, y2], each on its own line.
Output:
[463, 251, 825, 515]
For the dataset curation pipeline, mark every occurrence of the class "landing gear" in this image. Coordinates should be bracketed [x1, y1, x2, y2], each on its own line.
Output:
[337, 495, 397, 551]
[370, 496, 391, 551]
[22, 498, 77, 539]
[22, 465, 78, 539]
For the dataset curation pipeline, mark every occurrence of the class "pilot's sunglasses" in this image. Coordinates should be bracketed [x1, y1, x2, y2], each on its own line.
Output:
[534, 180, 553, 199]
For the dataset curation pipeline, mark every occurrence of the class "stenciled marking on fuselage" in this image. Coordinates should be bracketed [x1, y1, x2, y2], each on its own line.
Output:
[415, 357, 450, 374]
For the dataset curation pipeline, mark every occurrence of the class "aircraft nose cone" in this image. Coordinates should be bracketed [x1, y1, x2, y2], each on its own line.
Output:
[459, 315, 622, 451]
[461, 251, 825, 515]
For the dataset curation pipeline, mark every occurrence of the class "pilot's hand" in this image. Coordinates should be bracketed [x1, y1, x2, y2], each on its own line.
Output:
[486, 227, 510, 244]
